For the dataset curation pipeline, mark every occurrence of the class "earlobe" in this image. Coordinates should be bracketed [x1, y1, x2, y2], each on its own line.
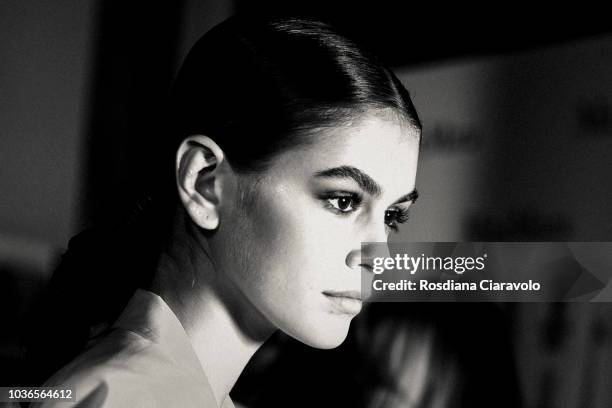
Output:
[175, 135, 227, 230]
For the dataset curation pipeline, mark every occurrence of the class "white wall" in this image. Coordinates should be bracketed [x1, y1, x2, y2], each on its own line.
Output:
[396, 35, 612, 243]
[396, 58, 500, 241]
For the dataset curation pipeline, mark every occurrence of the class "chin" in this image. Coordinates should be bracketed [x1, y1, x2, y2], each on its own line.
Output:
[290, 315, 354, 349]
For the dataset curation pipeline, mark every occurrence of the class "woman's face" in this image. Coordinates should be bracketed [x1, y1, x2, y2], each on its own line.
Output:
[212, 113, 420, 348]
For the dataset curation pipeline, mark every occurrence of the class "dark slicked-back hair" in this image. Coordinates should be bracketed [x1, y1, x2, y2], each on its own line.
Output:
[169, 15, 421, 173]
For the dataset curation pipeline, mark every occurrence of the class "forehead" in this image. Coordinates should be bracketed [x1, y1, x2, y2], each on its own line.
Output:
[319, 115, 419, 163]
[268, 114, 420, 194]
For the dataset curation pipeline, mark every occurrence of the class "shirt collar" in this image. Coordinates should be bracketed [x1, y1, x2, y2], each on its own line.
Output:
[112, 288, 235, 408]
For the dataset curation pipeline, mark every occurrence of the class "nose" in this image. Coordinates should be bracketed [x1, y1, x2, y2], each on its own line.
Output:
[346, 250, 374, 272]
[345, 242, 390, 301]
[345, 226, 391, 271]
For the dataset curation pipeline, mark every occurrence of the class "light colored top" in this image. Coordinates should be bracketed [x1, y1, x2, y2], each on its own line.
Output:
[37, 289, 235, 408]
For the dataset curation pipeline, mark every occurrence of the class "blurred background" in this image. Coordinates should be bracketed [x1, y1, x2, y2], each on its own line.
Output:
[1, 1, 612, 406]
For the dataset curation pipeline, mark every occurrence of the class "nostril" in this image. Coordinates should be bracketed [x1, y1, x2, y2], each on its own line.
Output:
[358, 263, 373, 272]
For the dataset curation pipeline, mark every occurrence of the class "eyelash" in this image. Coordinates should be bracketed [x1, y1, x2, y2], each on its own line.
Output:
[321, 192, 411, 231]
[384, 207, 411, 232]
[321, 192, 363, 214]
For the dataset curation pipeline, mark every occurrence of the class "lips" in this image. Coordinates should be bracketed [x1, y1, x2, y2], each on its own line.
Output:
[322, 290, 363, 315]
[322, 290, 362, 301]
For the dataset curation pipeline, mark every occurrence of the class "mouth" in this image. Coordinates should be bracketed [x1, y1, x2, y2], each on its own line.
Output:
[323, 290, 362, 300]
[322, 290, 363, 315]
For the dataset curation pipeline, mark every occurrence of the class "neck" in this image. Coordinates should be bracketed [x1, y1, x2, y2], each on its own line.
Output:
[150, 212, 275, 406]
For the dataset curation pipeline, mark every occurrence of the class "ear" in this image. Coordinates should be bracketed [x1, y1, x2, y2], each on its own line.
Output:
[176, 135, 232, 230]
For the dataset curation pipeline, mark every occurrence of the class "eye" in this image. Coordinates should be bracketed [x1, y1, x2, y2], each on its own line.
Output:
[323, 193, 362, 214]
[385, 207, 410, 231]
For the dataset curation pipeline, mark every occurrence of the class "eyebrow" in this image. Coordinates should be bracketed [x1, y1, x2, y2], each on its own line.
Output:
[314, 165, 419, 204]
[393, 190, 419, 205]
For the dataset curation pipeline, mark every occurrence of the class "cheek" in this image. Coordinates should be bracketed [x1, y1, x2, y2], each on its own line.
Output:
[268, 192, 363, 272]
[235, 191, 358, 315]
[246, 195, 349, 293]
[218, 186, 361, 348]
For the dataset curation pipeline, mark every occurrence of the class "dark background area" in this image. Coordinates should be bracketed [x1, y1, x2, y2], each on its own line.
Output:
[239, 2, 612, 66]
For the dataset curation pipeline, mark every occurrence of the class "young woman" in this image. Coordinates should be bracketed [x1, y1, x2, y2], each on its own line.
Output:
[34, 14, 421, 407]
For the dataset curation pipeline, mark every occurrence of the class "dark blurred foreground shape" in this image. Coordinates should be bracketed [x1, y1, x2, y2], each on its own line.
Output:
[233, 302, 522, 408]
